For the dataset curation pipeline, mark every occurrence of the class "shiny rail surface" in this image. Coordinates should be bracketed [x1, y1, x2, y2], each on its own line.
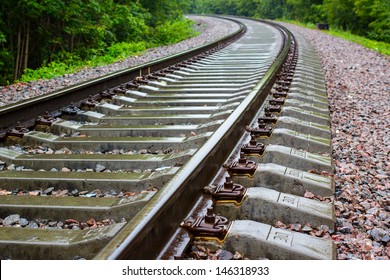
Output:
[0, 17, 335, 260]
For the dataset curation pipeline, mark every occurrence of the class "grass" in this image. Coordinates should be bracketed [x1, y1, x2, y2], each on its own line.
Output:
[280, 20, 390, 56]
[19, 42, 150, 83]
[325, 29, 390, 56]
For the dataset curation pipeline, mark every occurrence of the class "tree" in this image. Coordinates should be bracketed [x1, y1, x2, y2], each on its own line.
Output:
[355, 0, 390, 42]
[0, 0, 200, 85]
[323, 0, 358, 30]
[285, 0, 325, 23]
[256, 0, 287, 19]
[139, 0, 185, 25]
[0, 9, 12, 84]
[369, 0, 390, 42]
[235, 0, 262, 17]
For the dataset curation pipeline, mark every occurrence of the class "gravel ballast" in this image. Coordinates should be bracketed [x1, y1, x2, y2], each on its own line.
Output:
[283, 23, 389, 260]
[0, 16, 388, 260]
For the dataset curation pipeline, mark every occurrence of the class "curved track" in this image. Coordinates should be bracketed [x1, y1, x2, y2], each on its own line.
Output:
[0, 17, 334, 260]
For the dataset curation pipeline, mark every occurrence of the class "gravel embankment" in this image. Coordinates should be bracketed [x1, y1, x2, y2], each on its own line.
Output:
[283, 23, 389, 260]
[0, 16, 239, 107]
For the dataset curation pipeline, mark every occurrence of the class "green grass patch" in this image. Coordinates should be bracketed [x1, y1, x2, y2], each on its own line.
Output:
[19, 41, 149, 82]
[325, 29, 390, 56]
[280, 19, 390, 56]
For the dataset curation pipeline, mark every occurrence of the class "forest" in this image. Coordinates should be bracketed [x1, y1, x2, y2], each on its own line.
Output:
[0, 0, 195, 85]
[190, 0, 389, 44]
[1, 0, 388, 85]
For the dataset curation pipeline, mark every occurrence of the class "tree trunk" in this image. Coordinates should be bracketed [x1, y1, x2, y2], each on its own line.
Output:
[14, 25, 21, 80]
[70, 35, 74, 53]
[18, 25, 26, 79]
[23, 22, 30, 72]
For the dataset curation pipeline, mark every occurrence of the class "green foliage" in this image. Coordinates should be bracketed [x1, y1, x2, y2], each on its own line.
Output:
[18, 41, 149, 82]
[366, 0, 390, 43]
[282, 20, 317, 29]
[0, 0, 196, 85]
[107, 2, 150, 42]
[140, 0, 188, 26]
[17, 16, 197, 83]
[255, 0, 287, 19]
[190, 0, 389, 46]
[325, 28, 390, 56]
[281, 19, 390, 56]
[2, 0, 388, 85]
[105, 42, 148, 61]
[323, 0, 358, 31]
[0, 10, 12, 84]
[151, 18, 199, 45]
[190, 0, 240, 15]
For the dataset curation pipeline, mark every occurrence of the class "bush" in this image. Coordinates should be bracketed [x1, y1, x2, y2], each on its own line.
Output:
[106, 42, 147, 59]
[152, 18, 199, 45]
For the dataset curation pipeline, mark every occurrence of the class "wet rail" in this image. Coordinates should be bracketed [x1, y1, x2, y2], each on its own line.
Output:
[0, 17, 335, 260]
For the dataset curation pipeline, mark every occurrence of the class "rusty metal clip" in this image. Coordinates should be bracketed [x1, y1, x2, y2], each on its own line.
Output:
[81, 95, 98, 109]
[125, 82, 139, 90]
[169, 65, 181, 71]
[99, 90, 115, 100]
[135, 76, 149, 85]
[286, 71, 295, 77]
[181, 208, 230, 240]
[240, 134, 265, 155]
[275, 85, 290, 92]
[61, 103, 80, 116]
[258, 108, 278, 124]
[227, 152, 258, 177]
[278, 80, 291, 87]
[273, 91, 288, 98]
[245, 120, 273, 137]
[146, 74, 159, 80]
[177, 62, 189, 67]
[35, 111, 56, 126]
[269, 98, 285, 106]
[113, 86, 128, 94]
[209, 176, 246, 204]
[278, 74, 293, 83]
[265, 105, 282, 113]
[155, 70, 167, 77]
[6, 122, 29, 138]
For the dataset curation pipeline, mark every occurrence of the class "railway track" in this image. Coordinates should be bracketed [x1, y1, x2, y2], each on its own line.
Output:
[0, 17, 335, 260]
